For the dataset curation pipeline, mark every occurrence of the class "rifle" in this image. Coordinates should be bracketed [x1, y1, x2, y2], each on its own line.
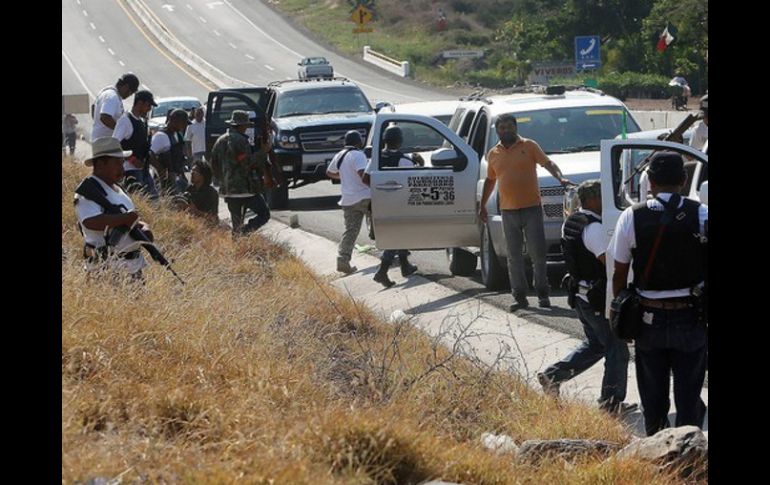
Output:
[74, 177, 185, 284]
[623, 111, 703, 187]
[254, 104, 286, 189]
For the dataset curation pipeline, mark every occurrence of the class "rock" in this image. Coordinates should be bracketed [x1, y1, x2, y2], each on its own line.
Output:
[289, 214, 300, 228]
[480, 432, 518, 456]
[389, 310, 408, 323]
[517, 439, 621, 464]
[616, 426, 708, 479]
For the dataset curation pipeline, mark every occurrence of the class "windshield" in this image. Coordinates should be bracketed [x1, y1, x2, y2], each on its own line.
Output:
[487, 106, 641, 154]
[274, 87, 372, 117]
[151, 99, 201, 119]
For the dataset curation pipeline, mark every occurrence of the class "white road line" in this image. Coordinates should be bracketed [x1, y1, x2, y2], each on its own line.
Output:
[98, 36, 105, 43]
[142, 83, 151, 91]
[90, 22, 96, 30]
[82, 10, 88, 17]
[76, 0, 81, 5]
[213, 30, 221, 36]
[286, 76, 292, 80]
[186, 4, 193, 10]
[108, 48, 115, 56]
[199, 16, 207, 23]
[119, 60, 125, 67]
[61, 49, 95, 99]
[264, 64, 274, 71]
[245, 54, 254, 60]
[222, 0, 421, 101]
[228, 42, 237, 49]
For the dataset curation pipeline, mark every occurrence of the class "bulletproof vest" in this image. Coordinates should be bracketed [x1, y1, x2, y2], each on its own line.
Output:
[380, 150, 406, 168]
[561, 211, 605, 283]
[631, 195, 705, 291]
[121, 114, 150, 169]
[158, 131, 186, 173]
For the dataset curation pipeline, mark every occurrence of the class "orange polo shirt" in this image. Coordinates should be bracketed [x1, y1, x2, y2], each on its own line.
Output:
[486, 137, 550, 210]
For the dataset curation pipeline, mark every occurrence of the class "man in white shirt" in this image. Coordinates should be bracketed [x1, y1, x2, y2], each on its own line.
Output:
[150, 109, 190, 194]
[538, 180, 636, 416]
[91, 73, 140, 141]
[326, 130, 370, 274]
[184, 107, 207, 162]
[689, 94, 708, 152]
[112, 90, 159, 199]
[74, 137, 153, 278]
[611, 151, 708, 436]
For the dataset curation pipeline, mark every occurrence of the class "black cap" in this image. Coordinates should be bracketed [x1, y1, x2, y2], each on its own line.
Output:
[383, 125, 403, 147]
[168, 108, 190, 124]
[647, 151, 685, 186]
[134, 90, 157, 107]
[117, 72, 140, 91]
[344, 130, 363, 147]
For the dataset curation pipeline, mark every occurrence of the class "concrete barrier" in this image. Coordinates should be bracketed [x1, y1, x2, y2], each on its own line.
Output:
[363, 46, 410, 77]
[125, 0, 248, 89]
[630, 110, 691, 131]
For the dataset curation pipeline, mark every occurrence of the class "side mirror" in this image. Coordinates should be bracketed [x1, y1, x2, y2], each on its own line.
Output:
[374, 102, 393, 113]
[698, 180, 708, 205]
[431, 148, 467, 172]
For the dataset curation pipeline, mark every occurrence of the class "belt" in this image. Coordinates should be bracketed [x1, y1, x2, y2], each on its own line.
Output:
[639, 297, 694, 310]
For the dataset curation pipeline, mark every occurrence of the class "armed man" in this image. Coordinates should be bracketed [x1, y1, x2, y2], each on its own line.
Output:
[74, 137, 152, 279]
[611, 151, 708, 436]
[538, 180, 636, 416]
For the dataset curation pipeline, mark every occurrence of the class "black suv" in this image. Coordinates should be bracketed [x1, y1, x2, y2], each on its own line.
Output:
[206, 78, 377, 208]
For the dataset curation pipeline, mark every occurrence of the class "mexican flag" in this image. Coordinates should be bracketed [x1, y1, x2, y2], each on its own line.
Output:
[656, 24, 676, 52]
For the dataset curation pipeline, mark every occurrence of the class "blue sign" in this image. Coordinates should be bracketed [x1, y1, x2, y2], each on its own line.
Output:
[575, 36, 601, 71]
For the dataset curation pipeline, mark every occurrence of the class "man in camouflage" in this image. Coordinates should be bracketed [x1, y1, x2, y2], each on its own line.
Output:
[210, 110, 274, 235]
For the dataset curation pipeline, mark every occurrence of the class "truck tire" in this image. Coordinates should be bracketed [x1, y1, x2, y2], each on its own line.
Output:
[447, 248, 477, 276]
[480, 224, 509, 290]
[266, 184, 289, 209]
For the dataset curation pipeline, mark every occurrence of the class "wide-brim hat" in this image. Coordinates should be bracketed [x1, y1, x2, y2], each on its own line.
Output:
[225, 110, 255, 127]
[85, 137, 132, 166]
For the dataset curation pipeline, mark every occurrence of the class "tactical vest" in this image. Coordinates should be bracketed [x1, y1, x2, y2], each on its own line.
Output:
[157, 131, 186, 174]
[381, 150, 407, 168]
[561, 211, 605, 284]
[121, 114, 150, 171]
[631, 195, 705, 291]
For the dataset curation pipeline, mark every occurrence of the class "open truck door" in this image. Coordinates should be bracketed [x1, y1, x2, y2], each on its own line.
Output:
[205, 88, 269, 159]
[368, 113, 480, 250]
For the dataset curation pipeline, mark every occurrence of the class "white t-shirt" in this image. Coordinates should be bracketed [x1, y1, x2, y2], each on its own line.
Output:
[561, 209, 606, 302]
[689, 121, 708, 151]
[151, 131, 173, 154]
[611, 192, 707, 298]
[92, 86, 124, 141]
[184, 120, 206, 154]
[327, 148, 370, 206]
[113, 112, 145, 171]
[75, 176, 147, 274]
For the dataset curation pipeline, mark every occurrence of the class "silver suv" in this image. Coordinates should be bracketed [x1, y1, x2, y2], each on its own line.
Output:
[364, 86, 641, 291]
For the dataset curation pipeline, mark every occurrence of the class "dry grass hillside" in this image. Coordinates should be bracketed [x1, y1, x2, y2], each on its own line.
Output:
[61, 156, 693, 483]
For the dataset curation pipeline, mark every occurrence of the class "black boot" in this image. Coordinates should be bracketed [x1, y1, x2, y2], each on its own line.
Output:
[373, 265, 395, 288]
[400, 258, 418, 277]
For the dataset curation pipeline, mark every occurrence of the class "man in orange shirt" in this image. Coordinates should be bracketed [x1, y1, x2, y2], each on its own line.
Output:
[479, 114, 573, 311]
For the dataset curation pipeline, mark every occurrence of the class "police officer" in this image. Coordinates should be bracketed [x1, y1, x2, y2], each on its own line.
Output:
[112, 90, 159, 199]
[150, 109, 190, 194]
[611, 151, 708, 436]
[364, 125, 419, 288]
[538, 180, 636, 415]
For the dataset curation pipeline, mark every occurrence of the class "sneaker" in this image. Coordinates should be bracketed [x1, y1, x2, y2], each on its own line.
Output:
[600, 401, 639, 417]
[537, 372, 560, 398]
[509, 299, 529, 312]
[400, 263, 418, 277]
[373, 271, 395, 289]
[336, 261, 357, 274]
[538, 297, 551, 308]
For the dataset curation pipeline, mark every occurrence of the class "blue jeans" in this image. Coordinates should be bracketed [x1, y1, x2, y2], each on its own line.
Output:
[501, 206, 548, 298]
[124, 169, 159, 200]
[541, 297, 630, 403]
[634, 304, 707, 436]
[225, 195, 271, 235]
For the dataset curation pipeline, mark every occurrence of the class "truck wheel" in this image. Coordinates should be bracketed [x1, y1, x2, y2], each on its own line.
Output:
[480, 224, 509, 290]
[266, 184, 289, 209]
[447, 248, 477, 276]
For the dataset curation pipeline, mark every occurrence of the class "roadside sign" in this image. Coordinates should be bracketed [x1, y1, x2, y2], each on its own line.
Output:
[351, 5, 373, 25]
[527, 61, 575, 85]
[575, 35, 601, 71]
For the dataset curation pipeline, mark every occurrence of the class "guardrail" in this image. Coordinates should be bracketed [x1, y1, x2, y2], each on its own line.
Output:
[630, 110, 691, 131]
[125, 0, 248, 89]
[363, 46, 409, 77]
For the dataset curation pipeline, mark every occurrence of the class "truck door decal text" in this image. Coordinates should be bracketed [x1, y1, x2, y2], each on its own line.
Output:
[407, 175, 455, 206]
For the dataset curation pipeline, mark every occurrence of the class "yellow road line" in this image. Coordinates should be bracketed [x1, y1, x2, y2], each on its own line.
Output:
[114, 0, 215, 91]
